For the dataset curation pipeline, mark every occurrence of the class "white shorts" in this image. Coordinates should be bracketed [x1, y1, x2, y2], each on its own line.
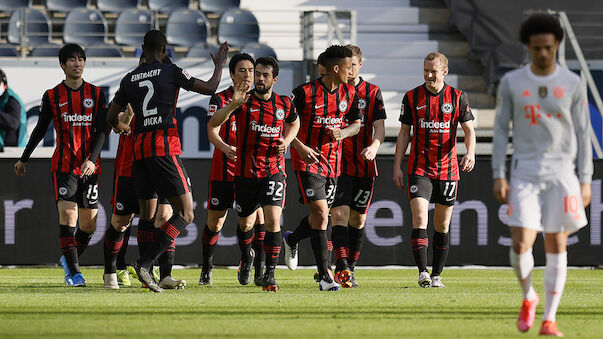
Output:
[507, 174, 587, 233]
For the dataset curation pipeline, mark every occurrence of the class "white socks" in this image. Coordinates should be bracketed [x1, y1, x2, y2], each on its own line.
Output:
[543, 252, 567, 322]
[509, 248, 537, 300]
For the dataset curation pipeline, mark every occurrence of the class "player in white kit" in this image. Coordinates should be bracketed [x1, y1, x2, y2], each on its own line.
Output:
[492, 14, 593, 337]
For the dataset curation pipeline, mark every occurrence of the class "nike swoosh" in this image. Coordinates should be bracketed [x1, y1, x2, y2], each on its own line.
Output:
[445, 197, 455, 202]
[272, 197, 281, 201]
[416, 105, 426, 110]
[315, 104, 325, 109]
[59, 102, 68, 107]
[250, 108, 260, 112]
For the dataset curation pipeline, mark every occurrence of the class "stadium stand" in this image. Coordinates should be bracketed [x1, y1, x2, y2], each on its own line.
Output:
[0, 43, 18, 55]
[148, 0, 189, 13]
[46, 0, 88, 12]
[241, 42, 277, 60]
[28, 42, 61, 56]
[114, 8, 152, 46]
[165, 8, 209, 46]
[8, 7, 51, 45]
[0, 0, 30, 11]
[199, 0, 240, 15]
[63, 8, 108, 46]
[85, 43, 124, 57]
[186, 41, 218, 58]
[217, 8, 259, 47]
[97, 0, 140, 12]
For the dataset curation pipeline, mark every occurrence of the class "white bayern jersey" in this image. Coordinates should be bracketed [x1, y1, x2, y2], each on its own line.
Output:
[492, 64, 593, 183]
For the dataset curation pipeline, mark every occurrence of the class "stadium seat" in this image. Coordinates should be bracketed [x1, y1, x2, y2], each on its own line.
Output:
[186, 42, 219, 58]
[0, 44, 18, 56]
[29, 42, 62, 57]
[148, 0, 189, 13]
[241, 42, 277, 60]
[0, 0, 30, 11]
[199, 0, 239, 14]
[97, 0, 139, 12]
[86, 44, 124, 57]
[8, 8, 51, 46]
[63, 9, 108, 46]
[166, 9, 209, 46]
[114, 9, 152, 46]
[217, 9, 259, 47]
[46, 0, 89, 12]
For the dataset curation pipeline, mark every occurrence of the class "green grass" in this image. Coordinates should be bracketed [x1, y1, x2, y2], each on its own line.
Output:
[0, 268, 601, 338]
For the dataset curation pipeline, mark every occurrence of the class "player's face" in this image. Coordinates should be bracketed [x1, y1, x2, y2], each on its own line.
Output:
[335, 57, 352, 84]
[231, 60, 254, 87]
[61, 55, 85, 79]
[349, 55, 361, 82]
[423, 59, 447, 89]
[254, 63, 277, 95]
[527, 33, 559, 69]
[317, 64, 326, 77]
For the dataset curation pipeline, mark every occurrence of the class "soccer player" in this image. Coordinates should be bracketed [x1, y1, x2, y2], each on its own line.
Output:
[492, 14, 592, 337]
[282, 45, 361, 291]
[330, 45, 386, 288]
[209, 56, 300, 291]
[108, 30, 228, 293]
[200, 53, 266, 287]
[14, 44, 107, 287]
[393, 52, 476, 288]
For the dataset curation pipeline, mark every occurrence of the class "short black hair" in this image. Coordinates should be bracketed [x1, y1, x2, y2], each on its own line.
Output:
[143, 30, 167, 52]
[317, 52, 326, 66]
[520, 13, 564, 44]
[59, 43, 86, 64]
[229, 53, 254, 75]
[255, 56, 279, 77]
[0, 69, 6, 86]
[322, 45, 352, 69]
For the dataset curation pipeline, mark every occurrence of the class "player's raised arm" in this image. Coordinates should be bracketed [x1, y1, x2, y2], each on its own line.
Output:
[208, 80, 250, 127]
[189, 41, 229, 95]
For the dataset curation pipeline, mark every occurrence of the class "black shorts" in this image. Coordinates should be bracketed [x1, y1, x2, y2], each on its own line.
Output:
[133, 155, 192, 200]
[111, 175, 139, 215]
[407, 175, 457, 206]
[208, 180, 235, 211]
[332, 174, 375, 214]
[52, 172, 99, 209]
[295, 171, 337, 206]
[234, 173, 286, 217]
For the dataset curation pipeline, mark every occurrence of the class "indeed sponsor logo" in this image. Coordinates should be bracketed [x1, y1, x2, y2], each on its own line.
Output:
[315, 116, 342, 126]
[419, 118, 450, 130]
[250, 121, 281, 136]
[62, 112, 92, 123]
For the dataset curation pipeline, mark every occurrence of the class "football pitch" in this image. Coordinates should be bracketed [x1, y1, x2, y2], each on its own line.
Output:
[0, 268, 601, 337]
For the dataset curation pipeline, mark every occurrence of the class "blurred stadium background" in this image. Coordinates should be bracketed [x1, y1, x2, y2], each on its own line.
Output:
[0, 0, 602, 267]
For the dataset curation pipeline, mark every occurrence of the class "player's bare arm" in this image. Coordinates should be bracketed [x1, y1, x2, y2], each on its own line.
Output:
[460, 120, 476, 172]
[278, 116, 300, 155]
[392, 124, 411, 189]
[208, 80, 250, 127]
[328, 119, 361, 141]
[493, 178, 509, 204]
[361, 119, 385, 161]
[107, 101, 129, 134]
[190, 41, 229, 95]
[580, 183, 592, 207]
[291, 137, 319, 164]
[207, 124, 236, 160]
[14, 96, 53, 176]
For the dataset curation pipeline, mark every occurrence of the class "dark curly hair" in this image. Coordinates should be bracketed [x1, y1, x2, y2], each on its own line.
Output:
[520, 13, 564, 44]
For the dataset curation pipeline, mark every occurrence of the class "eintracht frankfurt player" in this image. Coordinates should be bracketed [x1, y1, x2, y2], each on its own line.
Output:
[209, 56, 300, 292]
[283, 45, 361, 292]
[201, 53, 266, 287]
[330, 45, 386, 288]
[393, 52, 476, 289]
[108, 30, 228, 292]
[15, 44, 107, 287]
[492, 14, 592, 337]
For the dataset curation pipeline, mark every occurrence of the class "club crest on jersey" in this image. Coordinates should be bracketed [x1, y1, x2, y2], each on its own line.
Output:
[275, 108, 285, 120]
[538, 86, 547, 98]
[554, 86, 565, 99]
[116, 202, 124, 211]
[410, 185, 418, 193]
[83, 98, 94, 108]
[305, 188, 315, 197]
[235, 204, 242, 212]
[358, 99, 367, 110]
[59, 187, 68, 196]
[211, 198, 219, 206]
[338, 101, 348, 112]
[441, 103, 453, 114]
[208, 104, 217, 116]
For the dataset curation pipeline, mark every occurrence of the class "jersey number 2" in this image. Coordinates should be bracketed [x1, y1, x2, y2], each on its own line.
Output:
[139, 80, 158, 117]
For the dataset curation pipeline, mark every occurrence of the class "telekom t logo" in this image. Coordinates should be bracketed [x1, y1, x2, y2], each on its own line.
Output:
[524, 105, 562, 125]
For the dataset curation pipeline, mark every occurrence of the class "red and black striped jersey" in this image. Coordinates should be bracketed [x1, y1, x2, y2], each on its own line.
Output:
[290, 79, 361, 178]
[112, 61, 195, 160]
[207, 86, 236, 182]
[233, 91, 297, 178]
[341, 78, 386, 178]
[38, 81, 106, 174]
[400, 83, 474, 180]
[114, 116, 136, 178]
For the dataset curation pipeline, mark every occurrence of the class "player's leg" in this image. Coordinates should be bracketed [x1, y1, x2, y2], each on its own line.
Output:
[57, 199, 79, 285]
[347, 210, 367, 287]
[103, 213, 132, 289]
[236, 211, 257, 285]
[200, 209, 227, 285]
[111, 176, 138, 286]
[74, 174, 100, 257]
[155, 202, 186, 289]
[330, 204, 351, 286]
[407, 175, 433, 287]
[537, 231, 568, 337]
[309, 199, 339, 291]
[253, 208, 266, 286]
[282, 171, 313, 270]
[261, 205, 282, 292]
[430, 203, 454, 288]
[116, 226, 132, 285]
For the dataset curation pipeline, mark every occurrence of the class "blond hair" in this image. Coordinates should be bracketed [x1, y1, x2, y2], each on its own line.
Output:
[424, 52, 448, 70]
[345, 44, 363, 62]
